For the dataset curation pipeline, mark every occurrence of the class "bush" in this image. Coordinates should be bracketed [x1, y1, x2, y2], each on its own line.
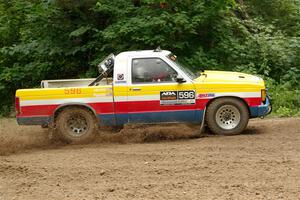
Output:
[275, 106, 293, 117]
[268, 84, 300, 117]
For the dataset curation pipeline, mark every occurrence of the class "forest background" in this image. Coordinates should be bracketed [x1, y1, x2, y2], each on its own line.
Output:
[0, 0, 299, 116]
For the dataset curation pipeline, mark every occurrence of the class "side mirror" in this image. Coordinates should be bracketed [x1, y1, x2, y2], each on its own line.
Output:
[176, 74, 186, 83]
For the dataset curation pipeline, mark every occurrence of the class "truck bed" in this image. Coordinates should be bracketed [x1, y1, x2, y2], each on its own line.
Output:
[41, 78, 113, 88]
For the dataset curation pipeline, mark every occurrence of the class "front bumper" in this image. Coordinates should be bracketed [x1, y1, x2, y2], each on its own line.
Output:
[250, 95, 272, 118]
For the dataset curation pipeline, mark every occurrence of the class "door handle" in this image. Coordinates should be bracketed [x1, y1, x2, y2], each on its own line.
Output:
[130, 88, 141, 91]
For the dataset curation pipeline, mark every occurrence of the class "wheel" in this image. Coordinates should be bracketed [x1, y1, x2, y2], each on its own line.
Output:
[206, 98, 249, 135]
[55, 107, 98, 143]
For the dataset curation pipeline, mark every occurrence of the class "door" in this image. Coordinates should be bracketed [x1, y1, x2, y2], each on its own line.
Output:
[127, 57, 197, 123]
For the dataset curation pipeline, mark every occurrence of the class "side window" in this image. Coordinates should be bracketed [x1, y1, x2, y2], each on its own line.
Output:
[132, 58, 178, 84]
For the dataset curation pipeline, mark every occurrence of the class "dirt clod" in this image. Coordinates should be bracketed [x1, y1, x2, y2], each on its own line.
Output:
[99, 170, 105, 176]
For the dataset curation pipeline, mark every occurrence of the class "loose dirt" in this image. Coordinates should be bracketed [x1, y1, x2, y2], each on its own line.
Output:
[0, 118, 299, 200]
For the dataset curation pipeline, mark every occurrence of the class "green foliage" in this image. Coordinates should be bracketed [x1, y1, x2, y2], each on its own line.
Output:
[0, 0, 299, 116]
[275, 106, 293, 117]
[268, 85, 300, 117]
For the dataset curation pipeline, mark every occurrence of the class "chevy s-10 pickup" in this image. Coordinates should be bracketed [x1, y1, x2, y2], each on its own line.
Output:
[15, 49, 271, 143]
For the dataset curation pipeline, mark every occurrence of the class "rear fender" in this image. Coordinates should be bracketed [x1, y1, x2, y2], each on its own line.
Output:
[52, 103, 98, 124]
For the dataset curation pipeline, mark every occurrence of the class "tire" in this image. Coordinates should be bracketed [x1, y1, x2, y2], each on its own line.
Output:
[206, 98, 249, 135]
[55, 107, 98, 143]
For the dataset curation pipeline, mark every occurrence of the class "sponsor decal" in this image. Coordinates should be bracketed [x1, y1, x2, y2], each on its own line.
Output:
[160, 91, 177, 100]
[160, 90, 195, 105]
[115, 80, 127, 84]
[198, 93, 215, 98]
[117, 74, 124, 80]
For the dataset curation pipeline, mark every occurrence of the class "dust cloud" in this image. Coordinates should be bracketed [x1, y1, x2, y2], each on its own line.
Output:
[0, 118, 201, 155]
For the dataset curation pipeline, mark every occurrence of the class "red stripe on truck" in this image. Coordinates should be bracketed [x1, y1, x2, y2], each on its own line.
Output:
[18, 97, 261, 117]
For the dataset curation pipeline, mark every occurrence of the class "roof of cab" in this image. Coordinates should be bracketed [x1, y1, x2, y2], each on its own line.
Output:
[116, 50, 171, 58]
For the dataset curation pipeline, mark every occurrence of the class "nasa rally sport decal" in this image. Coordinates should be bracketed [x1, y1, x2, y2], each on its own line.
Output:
[160, 90, 196, 105]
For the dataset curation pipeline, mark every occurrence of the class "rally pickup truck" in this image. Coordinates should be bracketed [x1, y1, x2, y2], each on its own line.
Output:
[15, 49, 271, 143]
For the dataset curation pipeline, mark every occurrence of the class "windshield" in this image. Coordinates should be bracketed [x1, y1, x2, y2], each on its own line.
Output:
[167, 54, 197, 80]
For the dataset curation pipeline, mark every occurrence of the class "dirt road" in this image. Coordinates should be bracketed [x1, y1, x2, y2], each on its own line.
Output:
[0, 118, 299, 200]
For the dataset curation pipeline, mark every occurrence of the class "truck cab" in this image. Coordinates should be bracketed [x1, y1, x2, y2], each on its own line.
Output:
[15, 49, 271, 143]
[112, 50, 200, 125]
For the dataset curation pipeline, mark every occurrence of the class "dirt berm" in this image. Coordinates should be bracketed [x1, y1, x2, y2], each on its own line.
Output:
[0, 117, 299, 199]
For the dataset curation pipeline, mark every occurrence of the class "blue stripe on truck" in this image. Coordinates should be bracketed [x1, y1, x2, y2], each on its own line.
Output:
[99, 110, 204, 126]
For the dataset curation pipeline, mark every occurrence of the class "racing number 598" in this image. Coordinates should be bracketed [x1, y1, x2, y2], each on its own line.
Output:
[64, 88, 81, 95]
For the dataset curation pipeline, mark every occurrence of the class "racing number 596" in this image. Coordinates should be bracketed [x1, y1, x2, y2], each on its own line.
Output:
[178, 91, 195, 99]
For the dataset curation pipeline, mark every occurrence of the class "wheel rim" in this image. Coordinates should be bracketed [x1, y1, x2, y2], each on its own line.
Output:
[215, 105, 241, 130]
[66, 113, 89, 137]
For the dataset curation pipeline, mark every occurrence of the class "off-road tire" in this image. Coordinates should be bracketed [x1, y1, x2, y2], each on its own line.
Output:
[206, 98, 249, 135]
[56, 107, 98, 143]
